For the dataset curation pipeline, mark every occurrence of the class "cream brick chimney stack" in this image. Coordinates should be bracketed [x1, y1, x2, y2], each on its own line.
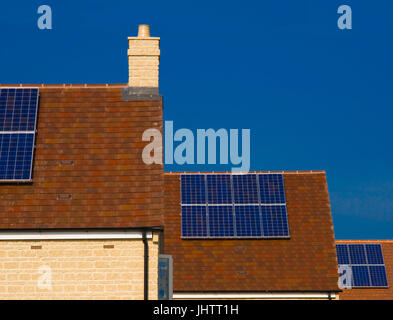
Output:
[123, 25, 161, 100]
[128, 25, 160, 88]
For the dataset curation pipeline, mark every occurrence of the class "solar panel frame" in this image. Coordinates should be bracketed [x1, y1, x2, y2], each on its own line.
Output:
[0, 133, 35, 180]
[336, 244, 350, 264]
[365, 244, 384, 264]
[258, 174, 286, 204]
[180, 173, 290, 239]
[352, 265, 371, 287]
[336, 243, 389, 288]
[234, 205, 262, 237]
[206, 174, 232, 204]
[0, 88, 39, 182]
[348, 244, 367, 264]
[232, 174, 259, 204]
[181, 206, 208, 238]
[208, 205, 235, 237]
[369, 265, 389, 287]
[260, 205, 290, 238]
[180, 174, 206, 204]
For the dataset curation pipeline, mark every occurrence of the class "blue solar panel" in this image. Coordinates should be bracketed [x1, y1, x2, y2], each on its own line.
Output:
[0, 88, 39, 182]
[258, 174, 286, 204]
[352, 266, 371, 287]
[181, 175, 206, 204]
[232, 174, 259, 204]
[261, 205, 289, 237]
[235, 205, 262, 237]
[369, 266, 388, 287]
[181, 206, 207, 237]
[207, 174, 232, 204]
[336, 244, 350, 264]
[365, 244, 384, 264]
[336, 244, 389, 288]
[0, 88, 38, 131]
[349, 244, 367, 264]
[208, 206, 234, 237]
[180, 173, 290, 238]
[0, 133, 34, 180]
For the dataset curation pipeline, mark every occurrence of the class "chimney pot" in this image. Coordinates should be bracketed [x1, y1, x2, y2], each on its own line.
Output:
[138, 24, 150, 38]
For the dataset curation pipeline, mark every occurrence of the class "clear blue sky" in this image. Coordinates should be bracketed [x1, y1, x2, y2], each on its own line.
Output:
[1, 0, 393, 239]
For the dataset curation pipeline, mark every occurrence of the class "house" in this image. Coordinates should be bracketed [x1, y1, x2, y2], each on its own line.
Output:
[0, 25, 164, 299]
[164, 171, 340, 299]
[336, 240, 393, 300]
[0, 24, 390, 300]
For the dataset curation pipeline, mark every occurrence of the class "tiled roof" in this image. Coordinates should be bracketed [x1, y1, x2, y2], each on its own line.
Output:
[337, 240, 393, 300]
[163, 171, 340, 292]
[0, 86, 163, 229]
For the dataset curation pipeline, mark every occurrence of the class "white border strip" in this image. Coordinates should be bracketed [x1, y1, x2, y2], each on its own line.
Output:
[0, 230, 153, 240]
[0, 87, 40, 89]
[0, 131, 35, 134]
[173, 292, 336, 300]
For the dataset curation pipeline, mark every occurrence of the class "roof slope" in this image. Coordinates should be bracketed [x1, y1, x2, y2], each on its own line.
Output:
[337, 240, 393, 300]
[164, 171, 340, 292]
[0, 85, 163, 229]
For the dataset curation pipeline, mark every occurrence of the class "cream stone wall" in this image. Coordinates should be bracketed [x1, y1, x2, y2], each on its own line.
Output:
[0, 238, 158, 300]
[128, 37, 160, 87]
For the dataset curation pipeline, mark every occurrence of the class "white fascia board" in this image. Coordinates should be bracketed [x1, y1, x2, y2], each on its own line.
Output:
[0, 229, 153, 240]
[173, 292, 336, 300]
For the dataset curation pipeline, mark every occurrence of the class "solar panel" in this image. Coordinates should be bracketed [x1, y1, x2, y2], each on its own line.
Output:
[0, 88, 39, 182]
[352, 266, 370, 287]
[258, 174, 286, 204]
[365, 244, 384, 264]
[349, 244, 367, 264]
[180, 173, 290, 238]
[369, 266, 388, 287]
[208, 205, 234, 237]
[232, 174, 259, 204]
[261, 205, 289, 237]
[235, 205, 262, 237]
[336, 244, 350, 264]
[0, 133, 35, 180]
[336, 244, 389, 288]
[181, 206, 207, 238]
[181, 174, 206, 204]
[0, 88, 38, 131]
[207, 174, 232, 204]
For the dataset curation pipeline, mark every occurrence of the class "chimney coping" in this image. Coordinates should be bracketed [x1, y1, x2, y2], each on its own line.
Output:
[128, 37, 160, 40]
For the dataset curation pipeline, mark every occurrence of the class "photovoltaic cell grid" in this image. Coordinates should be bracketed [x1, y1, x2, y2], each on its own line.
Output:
[181, 206, 207, 237]
[181, 174, 206, 204]
[207, 174, 232, 204]
[336, 244, 389, 288]
[0, 88, 39, 181]
[180, 174, 289, 238]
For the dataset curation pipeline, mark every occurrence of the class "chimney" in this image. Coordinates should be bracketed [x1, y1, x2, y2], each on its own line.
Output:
[123, 25, 162, 101]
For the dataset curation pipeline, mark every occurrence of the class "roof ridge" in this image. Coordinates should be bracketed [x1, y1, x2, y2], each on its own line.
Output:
[0, 84, 127, 88]
[336, 239, 393, 242]
[164, 170, 326, 175]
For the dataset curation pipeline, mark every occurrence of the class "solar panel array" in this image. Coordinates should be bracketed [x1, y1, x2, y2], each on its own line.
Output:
[181, 174, 289, 238]
[0, 88, 39, 181]
[336, 244, 389, 288]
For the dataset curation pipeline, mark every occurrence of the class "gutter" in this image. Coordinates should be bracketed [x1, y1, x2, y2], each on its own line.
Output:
[172, 291, 338, 300]
[142, 230, 149, 300]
